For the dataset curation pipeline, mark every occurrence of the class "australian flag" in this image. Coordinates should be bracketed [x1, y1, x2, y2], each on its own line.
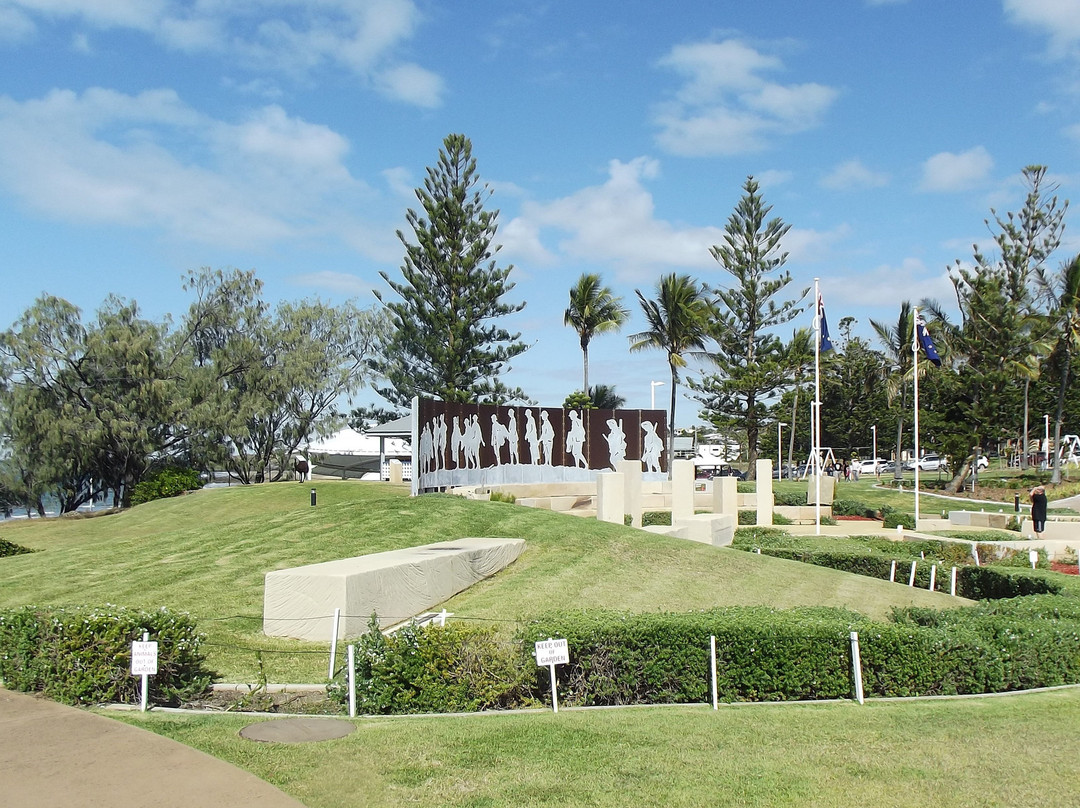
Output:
[817, 293, 833, 352]
[915, 315, 941, 367]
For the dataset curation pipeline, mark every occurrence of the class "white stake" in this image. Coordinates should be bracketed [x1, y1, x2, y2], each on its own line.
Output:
[972, 544, 980, 567]
[347, 644, 356, 718]
[950, 566, 957, 597]
[710, 635, 718, 710]
[328, 607, 341, 680]
[849, 631, 864, 705]
[889, 560, 896, 583]
[908, 560, 917, 587]
[928, 564, 936, 592]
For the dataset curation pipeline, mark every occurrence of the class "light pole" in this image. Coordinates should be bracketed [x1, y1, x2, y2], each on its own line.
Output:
[1045, 414, 1050, 469]
[778, 422, 787, 479]
[650, 380, 665, 410]
[871, 425, 877, 478]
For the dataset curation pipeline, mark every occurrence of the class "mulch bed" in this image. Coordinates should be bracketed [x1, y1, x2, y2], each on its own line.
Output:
[1050, 561, 1079, 576]
[835, 515, 879, 521]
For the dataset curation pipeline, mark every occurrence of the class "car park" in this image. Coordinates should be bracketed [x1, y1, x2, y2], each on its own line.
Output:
[695, 464, 746, 480]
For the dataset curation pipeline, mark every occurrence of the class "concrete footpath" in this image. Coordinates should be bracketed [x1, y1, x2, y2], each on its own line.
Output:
[0, 688, 308, 808]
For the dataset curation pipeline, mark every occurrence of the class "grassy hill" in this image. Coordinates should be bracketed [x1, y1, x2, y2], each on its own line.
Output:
[1, 481, 963, 682]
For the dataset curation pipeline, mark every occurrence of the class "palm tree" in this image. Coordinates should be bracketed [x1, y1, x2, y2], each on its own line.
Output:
[1036, 253, 1080, 484]
[870, 302, 915, 481]
[629, 274, 713, 471]
[564, 273, 629, 393]
[587, 383, 626, 410]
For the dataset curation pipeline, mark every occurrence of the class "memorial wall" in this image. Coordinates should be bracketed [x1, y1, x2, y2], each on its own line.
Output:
[413, 398, 668, 492]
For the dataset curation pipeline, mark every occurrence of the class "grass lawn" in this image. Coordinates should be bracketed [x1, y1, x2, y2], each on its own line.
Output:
[1, 481, 963, 682]
[111, 686, 1080, 808]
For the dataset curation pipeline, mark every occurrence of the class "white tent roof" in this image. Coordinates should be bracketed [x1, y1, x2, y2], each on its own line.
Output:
[306, 427, 410, 456]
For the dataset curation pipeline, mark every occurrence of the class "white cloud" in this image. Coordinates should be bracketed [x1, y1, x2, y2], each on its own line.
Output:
[829, 259, 955, 308]
[820, 159, 889, 190]
[0, 6, 35, 42]
[502, 156, 843, 281]
[289, 270, 373, 296]
[1, 0, 443, 107]
[1004, 0, 1080, 56]
[756, 169, 794, 188]
[652, 39, 838, 156]
[918, 146, 994, 192]
[505, 156, 726, 277]
[0, 87, 387, 251]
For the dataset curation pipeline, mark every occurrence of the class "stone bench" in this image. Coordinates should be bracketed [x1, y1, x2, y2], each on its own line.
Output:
[263, 538, 525, 641]
[950, 510, 1012, 529]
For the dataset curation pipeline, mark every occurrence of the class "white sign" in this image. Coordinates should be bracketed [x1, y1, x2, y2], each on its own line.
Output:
[131, 640, 159, 675]
[535, 638, 569, 667]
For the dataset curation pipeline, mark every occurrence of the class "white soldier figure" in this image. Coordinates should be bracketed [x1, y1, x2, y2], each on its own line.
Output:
[566, 410, 587, 468]
[641, 421, 663, 473]
[605, 418, 626, 469]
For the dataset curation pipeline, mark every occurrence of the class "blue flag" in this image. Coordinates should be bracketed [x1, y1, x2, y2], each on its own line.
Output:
[818, 294, 833, 352]
[915, 315, 941, 367]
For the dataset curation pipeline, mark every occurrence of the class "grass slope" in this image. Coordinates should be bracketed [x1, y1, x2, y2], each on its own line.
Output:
[1, 481, 962, 682]
[114, 687, 1080, 808]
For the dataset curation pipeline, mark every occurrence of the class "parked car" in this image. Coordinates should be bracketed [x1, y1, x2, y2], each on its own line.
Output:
[904, 454, 944, 472]
[853, 458, 888, 474]
[695, 464, 746, 480]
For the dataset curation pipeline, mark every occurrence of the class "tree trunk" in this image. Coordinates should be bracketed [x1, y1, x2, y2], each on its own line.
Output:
[1022, 379, 1030, 470]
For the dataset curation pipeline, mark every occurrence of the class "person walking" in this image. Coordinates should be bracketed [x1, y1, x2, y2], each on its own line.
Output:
[1030, 485, 1048, 536]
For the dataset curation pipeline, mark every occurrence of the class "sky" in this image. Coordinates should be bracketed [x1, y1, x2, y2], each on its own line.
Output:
[2, 0, 1080, 425]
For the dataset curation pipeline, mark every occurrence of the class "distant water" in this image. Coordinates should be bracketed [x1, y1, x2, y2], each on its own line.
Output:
[1, 492, 114, 522]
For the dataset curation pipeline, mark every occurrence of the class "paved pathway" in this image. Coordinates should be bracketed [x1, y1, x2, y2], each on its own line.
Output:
[0, 688, 308, 808]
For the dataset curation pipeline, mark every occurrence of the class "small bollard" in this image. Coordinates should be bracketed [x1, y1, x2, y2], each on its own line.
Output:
[310, 488, 317, 507]
[1014, 493, 1020, 512]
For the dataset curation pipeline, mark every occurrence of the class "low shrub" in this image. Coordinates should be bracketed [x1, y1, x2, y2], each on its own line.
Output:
[488, 491, 516, 503]
[0, 605, 214, 706]
[774, 491, 807, 507]
[0, 538, 33, 558]
[329, 617, 533, 714]
[882, 510, 915, 530]
[831, 499, 876, 518]
[130, 467, 203, 506]
[642, 511, 671, 527]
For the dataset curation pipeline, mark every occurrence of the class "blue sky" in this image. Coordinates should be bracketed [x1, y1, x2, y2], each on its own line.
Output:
[2, 0, 1079, 423]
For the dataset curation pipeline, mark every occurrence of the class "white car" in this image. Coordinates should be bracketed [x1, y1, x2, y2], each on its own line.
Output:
[854, 458, 888, 474]
[905, 454, 944, 472]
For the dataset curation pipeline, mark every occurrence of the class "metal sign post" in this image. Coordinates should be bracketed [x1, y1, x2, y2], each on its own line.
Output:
[130, 632, 159, 712]
[534, 638, 570, 714]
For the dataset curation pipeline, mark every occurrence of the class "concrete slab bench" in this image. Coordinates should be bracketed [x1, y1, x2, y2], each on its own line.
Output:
[263, 538, 525, 641]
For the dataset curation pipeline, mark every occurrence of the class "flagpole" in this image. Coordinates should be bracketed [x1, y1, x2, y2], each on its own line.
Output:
[912, 307, 920, 531]
[813, 278, 822, 535]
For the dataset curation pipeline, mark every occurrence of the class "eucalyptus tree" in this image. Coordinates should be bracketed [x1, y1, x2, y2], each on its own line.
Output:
[564, 272, 629, 393]
[629, 273, 712, 469]
[691, 177, 806, 479]
[375, 134, 528, 406]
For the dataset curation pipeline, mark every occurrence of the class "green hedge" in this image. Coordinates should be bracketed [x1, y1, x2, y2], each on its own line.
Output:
[0, 538, 33, 558]
[0, 605, 215, 706]
[519, 604, 1080, 705]
[328, 618, 534, 714]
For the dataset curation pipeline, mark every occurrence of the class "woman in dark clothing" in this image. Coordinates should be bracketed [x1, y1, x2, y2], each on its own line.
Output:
[1030, 486, 1048, 535]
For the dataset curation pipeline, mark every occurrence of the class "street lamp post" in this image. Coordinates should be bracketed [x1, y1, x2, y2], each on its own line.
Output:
[1045, 414, 1050, 469]
[650, 380, 665, 410]
[871, 425, 877, 478]
[778, 422, 787, 479]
